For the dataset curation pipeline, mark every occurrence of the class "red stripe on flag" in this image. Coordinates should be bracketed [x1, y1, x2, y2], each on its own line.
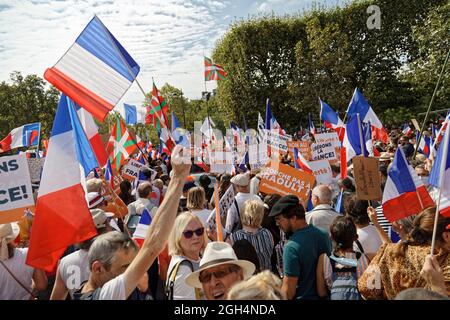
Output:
[89, 134, 108, 167]
[44, 68, 114, 121]
[26, 184, 97, 271]
[382, 187, 435, 223]
[0, 133, 12, 152]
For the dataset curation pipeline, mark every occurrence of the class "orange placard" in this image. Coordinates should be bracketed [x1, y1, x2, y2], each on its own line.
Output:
[287, 141, 312, 161]
[259, 161, 316, 202]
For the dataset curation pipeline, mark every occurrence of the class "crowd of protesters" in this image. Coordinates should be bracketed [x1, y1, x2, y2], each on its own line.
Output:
[1, 120, 450, 301]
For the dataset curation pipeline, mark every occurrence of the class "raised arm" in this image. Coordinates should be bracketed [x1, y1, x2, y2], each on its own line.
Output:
[122, 145, 191, 297]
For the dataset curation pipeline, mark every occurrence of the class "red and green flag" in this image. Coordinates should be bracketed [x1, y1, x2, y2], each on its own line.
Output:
[204, 56, 227, 81]
[145, 81, 169, 130]
[107, 115, 137, 173]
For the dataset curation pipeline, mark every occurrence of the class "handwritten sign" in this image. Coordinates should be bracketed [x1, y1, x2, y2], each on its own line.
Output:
[259, 161, 315, 202]
[0, 154, 35, 224]
[353, 156, 382, 200]
[27, 158, 45, 183]
[206, 185, 235, 231]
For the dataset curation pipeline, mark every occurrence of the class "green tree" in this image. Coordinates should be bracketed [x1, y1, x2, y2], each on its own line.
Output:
[0, 71, 59, 145]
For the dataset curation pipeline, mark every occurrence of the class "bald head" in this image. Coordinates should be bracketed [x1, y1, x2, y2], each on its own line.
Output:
[311, 185, 332, 206]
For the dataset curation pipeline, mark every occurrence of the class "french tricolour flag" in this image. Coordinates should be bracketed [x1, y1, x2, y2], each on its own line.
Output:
[44, 16, 140, 121]
[26, 94, 98, 271]
[320, 99, 345, 141]
[133, 208, 153, 247]
[347, 88, 388, 143]
[0, 123, 40, 152]
[429, 124, 450, 217]
[382, 147, 434, 222]
[342, 114, 368, 161]
[293, 147, 312, 174]
[122, 103, 146, 125]
[416, 132, 431, 158]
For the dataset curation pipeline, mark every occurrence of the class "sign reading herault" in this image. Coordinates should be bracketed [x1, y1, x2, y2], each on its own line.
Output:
[259, 161, 315, 202]
[0, 154, 35, 224]
[353, 156, 382, 200]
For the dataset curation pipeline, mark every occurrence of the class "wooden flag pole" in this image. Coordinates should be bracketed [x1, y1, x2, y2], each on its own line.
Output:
[431, 121, 450, 254]
[214, 184, 223, 242]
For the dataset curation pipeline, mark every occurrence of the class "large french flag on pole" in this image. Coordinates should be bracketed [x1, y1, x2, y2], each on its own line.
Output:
[44, 16, 140, 121]
[320, 99, 345, 141]
[0, 123, 40, 152]
[347, 88, 388, 143]
[429, 124, 450, 217]
[382, 147, 434, 222]
[26, 94, 98, 271]
[122, 103, 146, 125]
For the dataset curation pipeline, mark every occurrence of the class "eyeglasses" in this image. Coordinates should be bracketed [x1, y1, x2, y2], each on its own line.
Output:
[199, 266, 241, 283]
[182, 227, 204, 239]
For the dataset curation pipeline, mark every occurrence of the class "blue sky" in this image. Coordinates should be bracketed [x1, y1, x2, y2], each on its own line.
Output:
[0, 0, 341, 111]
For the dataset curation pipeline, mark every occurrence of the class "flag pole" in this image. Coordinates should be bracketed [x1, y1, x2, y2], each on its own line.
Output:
[431, 120, 450, 255]
[414, 48, 450, 160]
[357, 113, 365, 158]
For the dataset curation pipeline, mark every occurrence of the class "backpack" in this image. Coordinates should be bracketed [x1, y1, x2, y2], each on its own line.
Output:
[328, 252, 362, 300]
[165, 259, 194, 300]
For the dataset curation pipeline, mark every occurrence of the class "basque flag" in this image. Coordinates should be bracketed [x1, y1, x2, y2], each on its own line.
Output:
[26, 94, 97, 271]
[382, 147, 434, 222]
[0, 123, 40, 152]
[44, 16, 140, 121]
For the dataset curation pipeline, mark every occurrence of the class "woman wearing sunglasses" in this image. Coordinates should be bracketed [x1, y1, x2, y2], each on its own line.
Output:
[166, 212, 208, 300]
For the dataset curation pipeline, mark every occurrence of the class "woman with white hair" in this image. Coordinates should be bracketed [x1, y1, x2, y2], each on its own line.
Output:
[230, 200, 274, 271]
[166, 212, 208, 300]
[0, 223, 47, 299]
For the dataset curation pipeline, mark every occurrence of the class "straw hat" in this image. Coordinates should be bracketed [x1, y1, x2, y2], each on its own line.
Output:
[0, 223, 20, 261]
[185, 242, 255, 288]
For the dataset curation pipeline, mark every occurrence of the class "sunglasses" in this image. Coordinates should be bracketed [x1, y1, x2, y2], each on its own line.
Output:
[182, 227, 204, 239]
[199, 266, 240, 283]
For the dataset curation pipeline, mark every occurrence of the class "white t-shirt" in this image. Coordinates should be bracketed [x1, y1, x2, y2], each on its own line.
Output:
[355, 225, 383, 256]
[166, 255, 200, 300]
[58, 249, 90, 298]
[0, 248, 35, 300]
[191, 209, 212, 227]
[97, 273, 126, 300]
[249, 176, 260, 195]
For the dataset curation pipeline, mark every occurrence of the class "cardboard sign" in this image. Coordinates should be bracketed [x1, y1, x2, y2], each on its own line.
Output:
[0, 154, 35, 224]
[259, 161, 315, 202]
[265, 130, 292, 153]
[311, 142, 337, 161]
[206, 185, 235, 230]
[287, 141, 312, 161]
[122, 159, 146, 181]
[209, 151, 234, 174]
[411, 119, 420, 131]
[314, 132, 341, 148]
[249, 143, 269, 170]
[308, 160, 333, 185]
[353, 156, 382, 200]
[27, 158, 45, 183]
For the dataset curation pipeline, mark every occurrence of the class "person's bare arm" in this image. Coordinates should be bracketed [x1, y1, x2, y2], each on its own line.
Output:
[282, 276, 298, 300]
[316, 254, 328, 298]
[420, 254, 447, 296]
[49, 268, 68, 300]
[32, 269, 48, 292]
[122, 146, 191, 297]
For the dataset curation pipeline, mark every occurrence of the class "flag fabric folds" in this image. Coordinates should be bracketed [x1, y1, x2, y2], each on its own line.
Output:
[0, 123, 41, 152]
[342, 115, 368, 161]
[347, 88, 388, 143]
[26, 94, 97, 271]
[44, 16, 140, 121]
[132, 208, 153, 247]
[107, 115, 138, 173]
[204, 56, 227, 81]
[293, 147, 313, 174]
[320, 99, 345, 141]
[123, 103, 146, 125]
[308, 113, 316, 135]
[429, 125, 450, 217]
[145, 81, 169, 129]
[382, 147, 434, 222]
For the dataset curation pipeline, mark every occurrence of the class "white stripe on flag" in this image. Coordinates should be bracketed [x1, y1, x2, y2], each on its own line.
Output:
[55, 43, 131, 105]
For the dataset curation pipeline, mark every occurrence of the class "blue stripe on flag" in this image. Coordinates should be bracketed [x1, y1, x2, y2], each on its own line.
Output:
[388, 148, 416, 193]
[51, 94, 74, 136]
[347, 88, 370, 120]
[75, 16, 140, 82]
[124, 103, 137, 125]
[22, 123, 40, 146]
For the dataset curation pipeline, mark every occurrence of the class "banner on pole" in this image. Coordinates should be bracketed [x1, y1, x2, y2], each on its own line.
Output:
[0, 154, 35, 224]
[259, 161, 315, 202]
[206, 185, 235, 230]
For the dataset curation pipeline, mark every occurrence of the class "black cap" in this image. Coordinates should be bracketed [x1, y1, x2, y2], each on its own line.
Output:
[269, 195, 300, 217]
